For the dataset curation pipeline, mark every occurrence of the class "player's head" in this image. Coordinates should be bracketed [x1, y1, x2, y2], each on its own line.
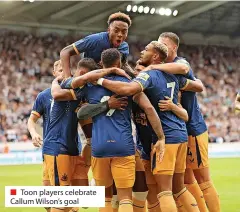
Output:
[158, 32, 179, 60]
[53, 60, 63, 78]
[139, 41, 168, 66]
[107, 12, 132, 48]
[101, 48, 121, 68]
[75, 58, 98, 77]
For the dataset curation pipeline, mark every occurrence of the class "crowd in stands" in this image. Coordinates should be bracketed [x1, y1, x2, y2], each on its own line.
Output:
[0, 30, 239, 143]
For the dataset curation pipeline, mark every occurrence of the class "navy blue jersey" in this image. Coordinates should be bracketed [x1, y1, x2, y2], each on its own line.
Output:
[134, 70, 188, 144]
[32, 88, 52, 139]
[73, 32, 129, 64]
[43, 79, 84, 156]
[132, 102, 153, 160]
[82, 75, 135, 158]
[174, 57, 207, 136]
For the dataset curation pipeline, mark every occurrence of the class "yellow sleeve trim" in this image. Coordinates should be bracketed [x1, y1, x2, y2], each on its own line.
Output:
[31, 111, 41, 118]
[70, 89, 77, 100]
[181, 79, 190, 91]
[134, 80, 144, 92]
[72, 43, 80, 55]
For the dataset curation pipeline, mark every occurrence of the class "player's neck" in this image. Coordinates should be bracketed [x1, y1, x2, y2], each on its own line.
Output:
[167, 53, 177, 62]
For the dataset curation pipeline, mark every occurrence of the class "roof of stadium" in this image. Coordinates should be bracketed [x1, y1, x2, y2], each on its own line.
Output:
[0, 1, 239, 38]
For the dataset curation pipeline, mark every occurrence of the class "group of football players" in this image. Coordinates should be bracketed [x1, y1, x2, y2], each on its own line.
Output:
[27, 12, 221, 212]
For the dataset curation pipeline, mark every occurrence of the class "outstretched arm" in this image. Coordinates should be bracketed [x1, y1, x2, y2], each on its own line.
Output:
[71, 68, 130, 89]
[145, 63, 190, 75]
[99, 79, 142, 96]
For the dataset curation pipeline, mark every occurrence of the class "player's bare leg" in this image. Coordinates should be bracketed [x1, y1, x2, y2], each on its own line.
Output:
[146, 184, 161, 212]
[117, 187, 133, 212]
[194, 167, 220, 212]
[43, 180, 51, 212]
[132, 155, 149, 212]
[173, 173, 200, 212]
[99, 184, 113, 212]
[154, 174, 177, 212]
[184, 168, 208, 212]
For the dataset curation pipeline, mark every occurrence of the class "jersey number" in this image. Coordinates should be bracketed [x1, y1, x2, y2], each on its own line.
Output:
[100, 96, 115, 116]
[167, 82, 176, 100]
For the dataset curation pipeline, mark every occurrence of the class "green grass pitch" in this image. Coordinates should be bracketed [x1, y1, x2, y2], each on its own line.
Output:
[0, 158, 239, 212]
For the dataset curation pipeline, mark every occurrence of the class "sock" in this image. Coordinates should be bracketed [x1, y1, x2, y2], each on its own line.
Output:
[132, 192, 148, 212]
[199, 181, 220, 212]
[119, 199, 133, 212]
[174, 187, 200, 212]
[147, 201, 161, 212]
[174, 197, 186, 212]
[44, 208, 51, 212]
[186, 181, 208, 212]
[99, 197, 113, 212]
[112, 195, 119, 212]
[157, 191, 177, 212]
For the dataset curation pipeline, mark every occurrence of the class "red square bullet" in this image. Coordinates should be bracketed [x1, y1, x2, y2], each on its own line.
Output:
[10, 189, 16, 195]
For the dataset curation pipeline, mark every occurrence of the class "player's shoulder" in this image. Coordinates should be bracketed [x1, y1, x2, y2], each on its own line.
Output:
[174, 57, 190, 66]
[37, 88, 51, 99]
[119, 41, 129, 49]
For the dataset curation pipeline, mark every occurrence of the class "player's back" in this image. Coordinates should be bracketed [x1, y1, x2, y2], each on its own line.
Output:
[140, 70, 188, 144]
[32, 88, 52, 139]
[43, 81, 83, 156]
[174, 57, 207, 136]
[84, 75, 135, 158]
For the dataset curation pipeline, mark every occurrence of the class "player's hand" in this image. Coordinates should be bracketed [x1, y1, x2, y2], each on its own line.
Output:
[143, 65, 154, 72]
[112, 68, 131, 80]
[55, 75, 64, 83]
[108, 94, 128, 110]
[151, 138, 165, 163]
[158, 96, 174, 111]
[31, 133, 43, 147]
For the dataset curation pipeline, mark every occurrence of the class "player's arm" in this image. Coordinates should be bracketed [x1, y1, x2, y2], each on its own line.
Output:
[158, 95, 188, 122]
[60, 44, 77, 78]
[235, 93, 240, 111]
[99, 71, 151, 96]
[27, 114, 42, 147]
[145, 62, 190, 75]
[70, 68, 130, 89]
[134, 92, 165, 162]
[77, 95, 128, 120]
[51, 77, 76, 101]
[122, 61, 137, 78]
[180, 78, 204, 92]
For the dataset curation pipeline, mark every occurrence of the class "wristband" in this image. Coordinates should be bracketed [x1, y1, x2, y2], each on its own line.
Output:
[97, 78, 104, 86]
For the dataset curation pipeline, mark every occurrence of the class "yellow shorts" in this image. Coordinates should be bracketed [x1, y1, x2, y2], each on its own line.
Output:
[91, 155, 136, 188]
[44, 154, 90, 186]
[135, 151, 145, 172]
[42, 159, 49, 181]
[152, 142, 187, 176]
[187, 131, 209, 169]
[72, 156, 90, 180]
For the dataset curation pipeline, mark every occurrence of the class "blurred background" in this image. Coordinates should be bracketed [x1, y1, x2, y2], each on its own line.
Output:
[0, 1, 239, 211]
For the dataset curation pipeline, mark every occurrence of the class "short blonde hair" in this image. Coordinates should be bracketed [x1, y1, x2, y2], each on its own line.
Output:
[150, 41, 168, 61]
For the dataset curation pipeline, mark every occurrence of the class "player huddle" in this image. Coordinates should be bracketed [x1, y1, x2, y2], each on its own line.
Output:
[27, 12, 221, 212]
